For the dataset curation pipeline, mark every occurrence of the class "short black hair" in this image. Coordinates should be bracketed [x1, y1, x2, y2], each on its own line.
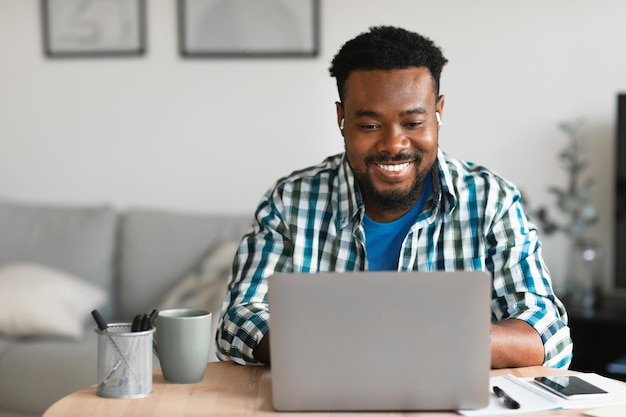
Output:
[329, 26, 448, 102]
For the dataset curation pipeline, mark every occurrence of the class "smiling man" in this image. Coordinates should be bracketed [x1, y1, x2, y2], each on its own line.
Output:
[216, 26, 572, 369]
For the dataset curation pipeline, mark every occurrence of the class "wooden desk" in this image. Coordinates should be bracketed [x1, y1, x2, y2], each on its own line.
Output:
[43, 361, 613, 417]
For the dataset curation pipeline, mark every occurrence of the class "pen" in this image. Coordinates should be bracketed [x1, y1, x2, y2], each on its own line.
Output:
[131, 309, 159, 331]
[91, 310, 132, 389]
[493, 386, 520, 409]
[148, 309, 159, 328]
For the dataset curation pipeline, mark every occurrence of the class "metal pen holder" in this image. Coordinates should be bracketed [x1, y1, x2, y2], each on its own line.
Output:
[95, 323, 154, 399]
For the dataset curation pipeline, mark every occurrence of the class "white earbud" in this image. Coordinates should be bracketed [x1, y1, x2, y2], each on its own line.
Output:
[436, 112, 442, 127]
[340, 119, 345, 130]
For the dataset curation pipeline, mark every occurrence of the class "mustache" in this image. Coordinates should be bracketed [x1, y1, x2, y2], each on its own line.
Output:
[365, 152, 422, 165]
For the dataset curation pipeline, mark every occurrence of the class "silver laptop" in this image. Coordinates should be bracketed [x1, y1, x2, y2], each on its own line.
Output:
[268, 271, 491, 412]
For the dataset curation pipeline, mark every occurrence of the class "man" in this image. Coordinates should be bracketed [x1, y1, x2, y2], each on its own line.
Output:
[216, 26, 572, 369]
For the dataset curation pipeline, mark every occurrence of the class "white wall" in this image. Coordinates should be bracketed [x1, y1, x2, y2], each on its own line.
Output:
[2, 0, 626, 293]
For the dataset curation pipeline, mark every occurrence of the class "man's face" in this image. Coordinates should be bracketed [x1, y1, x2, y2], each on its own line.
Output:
[337, 67, 444, 222]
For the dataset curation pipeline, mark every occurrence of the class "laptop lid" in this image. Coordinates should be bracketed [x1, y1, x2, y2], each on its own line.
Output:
[268, 271, 491, 411]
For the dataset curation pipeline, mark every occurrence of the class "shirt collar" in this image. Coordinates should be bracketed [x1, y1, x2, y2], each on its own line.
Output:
[433, 148, 458, 216]
[337, 154, 364, 228]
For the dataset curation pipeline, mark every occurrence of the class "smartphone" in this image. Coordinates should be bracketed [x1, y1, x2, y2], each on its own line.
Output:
[534, 376, 609, 399]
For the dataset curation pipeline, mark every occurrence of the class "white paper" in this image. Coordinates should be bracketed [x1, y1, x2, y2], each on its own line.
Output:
[584, 405, 626, 417]
[460, 373, 626, 416]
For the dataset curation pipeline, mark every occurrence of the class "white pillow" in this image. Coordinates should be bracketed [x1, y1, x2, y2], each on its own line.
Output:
[0, 263, 107, 339]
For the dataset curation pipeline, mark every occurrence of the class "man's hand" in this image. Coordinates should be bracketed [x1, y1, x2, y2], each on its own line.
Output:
[253, 331, 271, 365]
[491, 319, 544, 368]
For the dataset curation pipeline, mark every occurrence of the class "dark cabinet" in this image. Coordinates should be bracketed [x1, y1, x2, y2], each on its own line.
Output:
[567, 296, 626, 381]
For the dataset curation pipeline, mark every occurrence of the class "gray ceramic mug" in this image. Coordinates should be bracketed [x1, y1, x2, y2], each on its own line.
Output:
[153, 309, 212, 383]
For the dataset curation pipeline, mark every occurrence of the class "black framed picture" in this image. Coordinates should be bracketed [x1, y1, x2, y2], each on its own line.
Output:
[178, 0, 320, 58]
[41, 0, 147, 58]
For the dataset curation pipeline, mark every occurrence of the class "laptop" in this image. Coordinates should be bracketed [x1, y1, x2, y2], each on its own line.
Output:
[268, 270, 491, 412]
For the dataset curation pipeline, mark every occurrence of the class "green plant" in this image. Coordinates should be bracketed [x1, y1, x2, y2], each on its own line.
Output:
[533, 119, 598, 242]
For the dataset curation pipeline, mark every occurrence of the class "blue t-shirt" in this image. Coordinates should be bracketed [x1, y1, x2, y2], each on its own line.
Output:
[363, 173, 432, 271]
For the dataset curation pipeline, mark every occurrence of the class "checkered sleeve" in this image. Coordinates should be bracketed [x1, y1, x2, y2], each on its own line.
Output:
[487, 190, 573, 369]
[215, 187, 294, 365]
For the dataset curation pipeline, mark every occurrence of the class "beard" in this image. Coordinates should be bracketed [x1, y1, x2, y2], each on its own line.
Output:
[354, 152, 430, 212]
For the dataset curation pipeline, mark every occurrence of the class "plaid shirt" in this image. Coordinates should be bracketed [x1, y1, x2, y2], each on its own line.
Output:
[216, 150, 573, 368]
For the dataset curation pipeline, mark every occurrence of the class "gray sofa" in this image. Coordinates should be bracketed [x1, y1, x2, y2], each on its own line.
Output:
[0, 199, 251, 417]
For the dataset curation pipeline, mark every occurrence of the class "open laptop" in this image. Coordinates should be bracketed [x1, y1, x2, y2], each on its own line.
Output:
[268, 270, 491, 412]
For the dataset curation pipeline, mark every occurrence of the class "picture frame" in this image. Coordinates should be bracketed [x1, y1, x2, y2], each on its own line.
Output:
[41, 0, 147, 58]
[178, 0, 320, 58]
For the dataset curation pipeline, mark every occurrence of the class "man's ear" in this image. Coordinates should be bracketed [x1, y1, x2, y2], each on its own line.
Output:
[336, 101, 345, 136]
[436, 95, 445, 116]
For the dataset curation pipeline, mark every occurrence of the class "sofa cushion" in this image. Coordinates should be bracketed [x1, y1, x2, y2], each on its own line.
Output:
[158, 240, 239, 313]
[0, 263, 106, 338]
[158, 240, 240, 361]
[0, 200, 117, 319]
[117, 209, 251, 321]
[0, 330, 98, 414]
